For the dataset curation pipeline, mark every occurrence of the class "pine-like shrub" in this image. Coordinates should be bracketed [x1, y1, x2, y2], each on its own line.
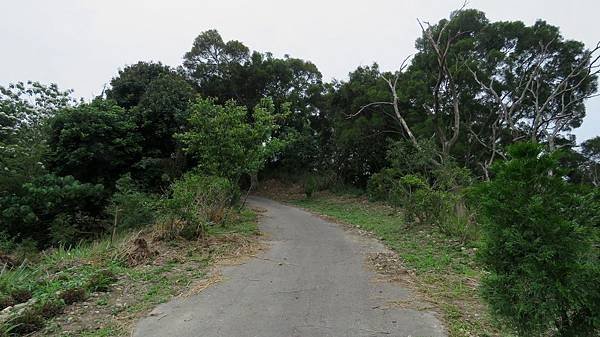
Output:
[472, 142, 599, 336]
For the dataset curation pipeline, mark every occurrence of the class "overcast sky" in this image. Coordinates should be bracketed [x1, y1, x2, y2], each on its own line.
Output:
[1, 0, 598, 141]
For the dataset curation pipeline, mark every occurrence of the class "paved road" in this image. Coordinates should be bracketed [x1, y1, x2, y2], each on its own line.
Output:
[133, 196, 445, 337]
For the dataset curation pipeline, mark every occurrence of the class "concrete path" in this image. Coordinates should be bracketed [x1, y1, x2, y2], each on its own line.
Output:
[133, 196, 445, 337]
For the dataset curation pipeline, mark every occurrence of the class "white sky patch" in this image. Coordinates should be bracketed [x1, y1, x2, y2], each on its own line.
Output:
[1, 0, 598, 141]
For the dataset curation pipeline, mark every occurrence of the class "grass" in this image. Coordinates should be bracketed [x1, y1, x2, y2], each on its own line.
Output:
[0, 208, 260, 337]
[291, 193, 514, 337]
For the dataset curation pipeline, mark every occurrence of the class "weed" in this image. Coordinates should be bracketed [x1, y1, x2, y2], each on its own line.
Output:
[87, 269, 117, 292]
[59, 287, 86, 305]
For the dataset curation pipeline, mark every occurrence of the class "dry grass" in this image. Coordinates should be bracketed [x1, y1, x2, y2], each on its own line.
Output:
[27, 209, 262, 337]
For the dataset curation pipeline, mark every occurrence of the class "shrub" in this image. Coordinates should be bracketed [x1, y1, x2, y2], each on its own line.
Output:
[161, 174, 237, 240]
[110, 174, 158, 230]
[395, 174, 432, 223]
[303, 175, 317, 198]
[471, 142, 599, 336]
[386, 139, 439, 179]
[0, 174, 107, 246]
[367, 168, 402, 201]
[130, 157, 183, 193]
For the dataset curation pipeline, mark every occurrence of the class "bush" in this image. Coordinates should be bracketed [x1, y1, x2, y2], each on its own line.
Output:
[471, 142, 599, 336]
[130, 157, 184, 193]
[303, 175, 317, 199]
[386, 139, 439, 179]
[110, 174, 158, 230]
[367, 168, 402, 201]
[160, 174, 237, 240]
[0, 174, 107, 247]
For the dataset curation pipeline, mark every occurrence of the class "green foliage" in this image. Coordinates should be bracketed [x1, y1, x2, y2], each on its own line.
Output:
[131, 72, 194, 158]
[386, 139, 439, 179]
[105, 61, 172, 110]
[110, 174, 158, 230]
[183, 29, 249, 95]
[47, 99, 142, 187]
[129, 157, 180, 193]
[328, 64, 393, 186]
[367, 139, 474, 240]
[366, 168, 402, 202]
[0, 174, 106, 246]
[178, 97, 285, 183]
[0, 81, 76, 143]
[580, 136, 600, 186]
[1, 82, 76, 199]
[303, 175, 317, 199]
[161, 174, 237, 240]
[471, 142, 599, 336]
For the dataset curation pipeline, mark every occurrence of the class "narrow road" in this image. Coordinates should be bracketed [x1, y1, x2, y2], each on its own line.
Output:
[133, 196, 445, 337]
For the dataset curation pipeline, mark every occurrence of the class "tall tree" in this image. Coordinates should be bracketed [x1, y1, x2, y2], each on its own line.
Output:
[131, 72, 194, 157]
[47, 99, 142, 187]
[331, 65, 398, 185]
[182, 29, 249, 101]
[581, 136, 600, 186]
[470, 21, 599, 152]
[106, 61, 172, 110]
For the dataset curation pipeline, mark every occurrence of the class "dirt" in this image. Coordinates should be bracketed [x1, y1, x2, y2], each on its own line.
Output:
[32, 229, 264, 337]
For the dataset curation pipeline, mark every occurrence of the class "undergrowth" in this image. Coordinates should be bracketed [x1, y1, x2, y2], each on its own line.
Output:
[0, 208, 259, 337]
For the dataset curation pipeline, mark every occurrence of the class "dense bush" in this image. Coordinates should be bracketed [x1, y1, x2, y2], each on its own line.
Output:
[47, 99, 142, 187]
[472, 142, 599, 336]
[367, 140, 474, 240]
[0, 174, 107, 246]
[366, 168, 402, 202]
[303, 175, 317, 198]
[160, 174, 238, 240]
[109, 174, 158, 230]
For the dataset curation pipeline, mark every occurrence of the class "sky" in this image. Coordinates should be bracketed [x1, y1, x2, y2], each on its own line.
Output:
[1, 0, 598, 142]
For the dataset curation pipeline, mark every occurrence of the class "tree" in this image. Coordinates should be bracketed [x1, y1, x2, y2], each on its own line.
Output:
[470, 21, 599, 153]
[0, 81, 76, 196]
[182, 29, 249, 101]
[47, 99, 142, 187]
[177, 97, 285, 184]
[330, 65, 397, 185]
[106, 61, 172, 110]
[243, 52, 327, 172]
[581, 136, 600, 186]
[131, 72, 194, 157]
[353, 9, 489, 170]
[472, 142, 599, 336]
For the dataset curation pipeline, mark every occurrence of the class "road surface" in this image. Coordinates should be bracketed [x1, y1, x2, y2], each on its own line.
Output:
[133, 196, 445, 337]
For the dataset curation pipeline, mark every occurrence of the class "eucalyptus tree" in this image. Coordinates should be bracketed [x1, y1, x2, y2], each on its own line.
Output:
[470, 20, 599, 152]
[182, 29, 250, 102]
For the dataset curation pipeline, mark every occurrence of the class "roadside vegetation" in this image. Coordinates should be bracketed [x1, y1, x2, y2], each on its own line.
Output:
[1, 5, 599, 337]
[291, 193, 503, 336]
